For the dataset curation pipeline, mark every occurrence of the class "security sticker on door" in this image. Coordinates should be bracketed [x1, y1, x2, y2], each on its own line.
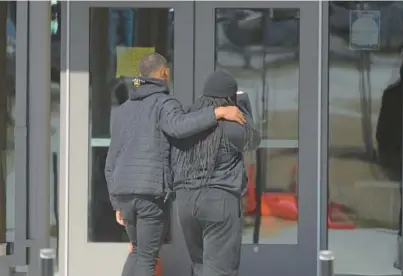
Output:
[349, 10, 380, 51]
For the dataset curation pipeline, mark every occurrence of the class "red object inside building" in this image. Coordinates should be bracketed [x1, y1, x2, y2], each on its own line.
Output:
[245, 164, 356, 229]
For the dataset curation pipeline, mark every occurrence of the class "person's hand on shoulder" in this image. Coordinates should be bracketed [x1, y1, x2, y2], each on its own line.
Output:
[214, 106, 245, 125]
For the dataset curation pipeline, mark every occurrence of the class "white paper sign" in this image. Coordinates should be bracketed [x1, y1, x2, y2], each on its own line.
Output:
[349, 10, 380, 51]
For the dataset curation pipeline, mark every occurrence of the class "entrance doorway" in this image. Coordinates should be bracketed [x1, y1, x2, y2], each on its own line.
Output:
[60, 2, 322, 276]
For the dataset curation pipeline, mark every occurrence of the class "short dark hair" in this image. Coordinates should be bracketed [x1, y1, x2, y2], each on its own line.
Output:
[138, 53, 168, 77]
[110, 77, 129, 105]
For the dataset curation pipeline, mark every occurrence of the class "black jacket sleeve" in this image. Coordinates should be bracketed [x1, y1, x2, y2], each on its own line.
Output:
[376, 88, 393, 151]
[238, 93, 261, 150]
[237, 92, 253, 118]
[244, 115, 261, 151]
[159, 97, 218, 139]
[376, 86, 402, 174]
[104, 116, 122, 210]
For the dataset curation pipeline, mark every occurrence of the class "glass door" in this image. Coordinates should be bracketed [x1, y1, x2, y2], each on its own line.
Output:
[194, 1, 322, 275]
[60, 2, 194, 276]
[325, 2, 403, 276]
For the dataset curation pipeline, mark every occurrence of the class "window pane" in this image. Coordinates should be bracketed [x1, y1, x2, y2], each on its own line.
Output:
[215, 8, 299, 244]
[328, 2, 402, 275]
[88, 7, 174, 243]
[0, 1, 16, 254]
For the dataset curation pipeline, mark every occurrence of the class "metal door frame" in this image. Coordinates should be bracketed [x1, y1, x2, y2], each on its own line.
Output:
[319, 1, 329, 251]
[59, 2, 195, 276]
[194, 2, 324, 275]
[0, 1, 29, 273]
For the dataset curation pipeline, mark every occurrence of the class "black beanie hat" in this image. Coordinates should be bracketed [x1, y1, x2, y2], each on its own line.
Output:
[203, 70, 238, 98]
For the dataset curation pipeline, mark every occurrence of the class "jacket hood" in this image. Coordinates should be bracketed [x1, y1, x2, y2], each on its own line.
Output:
[128, 76, 169, 100]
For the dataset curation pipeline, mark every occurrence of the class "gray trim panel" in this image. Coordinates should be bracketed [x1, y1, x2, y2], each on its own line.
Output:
[59, 1, 70, 276]
[27, 2, 52, 275]
[10, 0, 29, 266]
[319, 1, 329, 251]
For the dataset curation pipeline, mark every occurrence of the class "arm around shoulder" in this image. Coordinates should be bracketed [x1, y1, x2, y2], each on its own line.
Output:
[159, 96, 218, 139]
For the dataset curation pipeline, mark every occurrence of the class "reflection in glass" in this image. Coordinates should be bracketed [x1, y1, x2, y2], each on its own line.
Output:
[51, 1, 60, 38]
[50, 0, 61, 265]
[328, 1, 403, 275]
[88, 7, 174, 242]
[0, 1, 15, 254]
[215, 8, 299, 244]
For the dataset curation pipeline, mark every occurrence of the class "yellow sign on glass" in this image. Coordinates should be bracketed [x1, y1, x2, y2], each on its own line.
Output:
[115, 46, 155, 78]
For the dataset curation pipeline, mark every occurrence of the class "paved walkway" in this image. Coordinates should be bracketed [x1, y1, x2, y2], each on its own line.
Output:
[49, 228, 400, 276]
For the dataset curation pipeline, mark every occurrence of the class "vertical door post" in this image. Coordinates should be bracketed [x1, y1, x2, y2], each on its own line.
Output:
[27, 2, 51, 275]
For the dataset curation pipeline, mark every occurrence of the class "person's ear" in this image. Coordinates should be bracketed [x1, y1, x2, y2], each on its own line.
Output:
[162, 67, 170, 80]
[162, 67, 168, 78]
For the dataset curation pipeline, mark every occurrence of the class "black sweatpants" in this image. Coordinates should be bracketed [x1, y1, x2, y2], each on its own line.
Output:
[176, 188, 243, 276]
[118, 195, 166, 276]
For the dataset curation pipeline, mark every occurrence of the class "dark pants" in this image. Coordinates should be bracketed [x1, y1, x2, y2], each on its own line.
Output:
[119, 195, 166, 276]
[176, 188, 243, 276]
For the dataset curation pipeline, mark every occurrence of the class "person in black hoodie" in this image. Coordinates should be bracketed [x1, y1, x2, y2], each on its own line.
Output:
[171, 70, 261, 276]
[105, 53, 246, 276]
[376, 61, 403, 270]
